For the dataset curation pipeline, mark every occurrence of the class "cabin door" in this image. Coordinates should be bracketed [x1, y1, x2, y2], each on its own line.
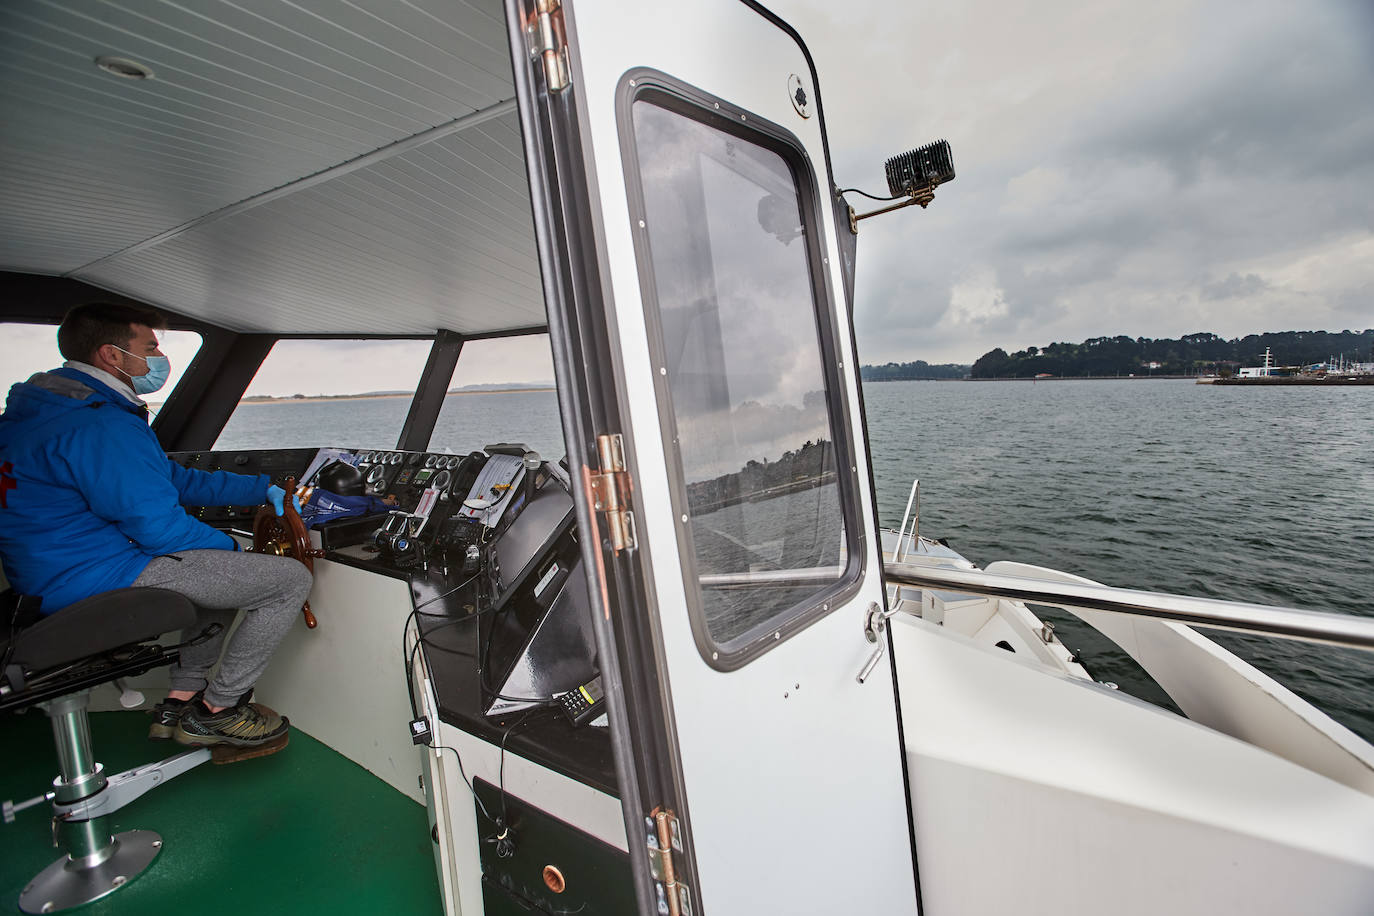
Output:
[508, 1, 919, 912]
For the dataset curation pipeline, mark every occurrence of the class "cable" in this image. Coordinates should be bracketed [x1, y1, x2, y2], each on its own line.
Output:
[432, 742, 498, 825]
[476, 602, 560, 706]
[485, 707, 552, 859]
[837, 186, 904, 202]
[413, 571, 480, 612]
[401, 609, 501, 828]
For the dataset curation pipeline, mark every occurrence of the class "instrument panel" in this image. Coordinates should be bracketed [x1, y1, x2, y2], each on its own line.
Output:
[168, 443, 561, 575]
[353, 449, 478, 505]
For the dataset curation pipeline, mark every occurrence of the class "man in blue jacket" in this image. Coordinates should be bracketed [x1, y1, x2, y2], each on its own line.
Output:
[0, 303, 311, 756]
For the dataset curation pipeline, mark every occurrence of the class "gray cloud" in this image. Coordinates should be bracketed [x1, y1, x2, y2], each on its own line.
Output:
[776, 0, 1374, 364]
[1201, 273, 1271, 301]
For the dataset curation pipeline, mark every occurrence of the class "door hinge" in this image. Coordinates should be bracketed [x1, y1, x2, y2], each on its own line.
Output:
[525, 0, 570, 92]
[647, 808, 693, 916]
[588, 433, 636, 554]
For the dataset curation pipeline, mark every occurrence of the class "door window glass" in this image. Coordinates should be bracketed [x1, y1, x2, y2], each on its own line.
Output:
[629, 96, 855, 655]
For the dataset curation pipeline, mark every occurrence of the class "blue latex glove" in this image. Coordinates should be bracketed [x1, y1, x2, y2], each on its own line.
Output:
[266, 484, 302, 517]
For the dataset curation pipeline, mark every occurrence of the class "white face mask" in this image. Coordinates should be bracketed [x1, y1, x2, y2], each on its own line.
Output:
[112, 345, 172, 394]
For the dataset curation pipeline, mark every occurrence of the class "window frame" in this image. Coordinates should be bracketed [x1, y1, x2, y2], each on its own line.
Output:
[616, 69, 867, 672]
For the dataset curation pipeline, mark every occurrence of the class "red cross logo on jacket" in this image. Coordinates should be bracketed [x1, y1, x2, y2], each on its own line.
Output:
[0, 462, 15, 508]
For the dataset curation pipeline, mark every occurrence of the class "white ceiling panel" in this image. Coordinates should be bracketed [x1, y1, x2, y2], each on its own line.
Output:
[81, 113, 545, 336]
[1, 0, 546, 337]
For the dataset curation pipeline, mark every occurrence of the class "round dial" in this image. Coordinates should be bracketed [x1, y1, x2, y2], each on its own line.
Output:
[432, 469, 451, 492]
[367, 465, 387, 484]
[424, 454, 437, 468]
[445, 455, 460, 469]
[389, 453, 402, 466]
[407, 453, 420, 466]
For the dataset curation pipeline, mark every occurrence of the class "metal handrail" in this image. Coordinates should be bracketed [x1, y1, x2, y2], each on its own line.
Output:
[883, 561, 1374, 652]
[895, 479, 920, 561]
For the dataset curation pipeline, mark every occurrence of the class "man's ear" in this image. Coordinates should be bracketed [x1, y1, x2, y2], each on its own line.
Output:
[93, 342, 121, 370]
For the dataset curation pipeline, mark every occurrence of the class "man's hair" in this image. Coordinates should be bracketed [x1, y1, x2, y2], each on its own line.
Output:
[57, 302, 168, 363]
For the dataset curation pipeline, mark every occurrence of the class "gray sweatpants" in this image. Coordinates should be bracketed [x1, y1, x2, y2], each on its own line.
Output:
[133, 549, 313, 708]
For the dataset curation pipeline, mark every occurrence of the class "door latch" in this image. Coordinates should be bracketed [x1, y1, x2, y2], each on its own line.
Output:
[856, 601, 899, 684]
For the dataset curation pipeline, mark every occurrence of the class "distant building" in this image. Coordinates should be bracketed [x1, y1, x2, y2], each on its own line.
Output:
[1239, 348, 1277, 378]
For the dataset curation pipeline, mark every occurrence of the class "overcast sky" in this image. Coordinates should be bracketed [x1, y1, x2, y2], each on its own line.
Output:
[3, 0, 1369, 393]
[779, 0, 1373, 364]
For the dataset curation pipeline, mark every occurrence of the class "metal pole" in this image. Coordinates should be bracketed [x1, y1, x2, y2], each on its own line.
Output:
[883, 561, 1374, 652]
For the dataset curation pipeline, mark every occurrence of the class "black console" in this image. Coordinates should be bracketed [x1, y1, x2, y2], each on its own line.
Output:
[168, 447, 316, 526]
[167, 442, 614, 796]
[168, 443, 601, 718]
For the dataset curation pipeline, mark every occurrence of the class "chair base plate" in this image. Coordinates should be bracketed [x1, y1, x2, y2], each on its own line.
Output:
[19, 829, 161, 913]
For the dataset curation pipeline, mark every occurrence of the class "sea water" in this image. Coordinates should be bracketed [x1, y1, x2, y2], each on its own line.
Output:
[216, 378, 1374, 742]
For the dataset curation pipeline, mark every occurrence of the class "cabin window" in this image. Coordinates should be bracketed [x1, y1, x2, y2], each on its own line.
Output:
[625, 85, 860, 667]
[215, 338, 430, 450]
[431, 335, 564, 462]
[0, 321, 202, 407]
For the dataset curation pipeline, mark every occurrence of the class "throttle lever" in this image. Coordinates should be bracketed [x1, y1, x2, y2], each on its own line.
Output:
[856, 602, 899, 684]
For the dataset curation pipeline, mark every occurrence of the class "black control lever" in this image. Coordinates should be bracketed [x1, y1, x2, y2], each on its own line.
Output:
[521, 451, 541, 506]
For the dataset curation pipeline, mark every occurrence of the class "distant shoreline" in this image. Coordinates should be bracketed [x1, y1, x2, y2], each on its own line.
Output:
[238, 387, 555, 404]
[866, 375, 1199, 382]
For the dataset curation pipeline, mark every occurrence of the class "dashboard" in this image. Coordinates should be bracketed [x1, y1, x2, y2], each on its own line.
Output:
[170, 443, 596, 731]
[168, 443, 569, 577]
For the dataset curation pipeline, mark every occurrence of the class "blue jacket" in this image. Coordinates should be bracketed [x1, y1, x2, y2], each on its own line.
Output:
[0, 368, 269, 614]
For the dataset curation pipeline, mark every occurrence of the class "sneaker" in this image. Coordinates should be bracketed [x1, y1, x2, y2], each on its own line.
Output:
[174, 697, 289, 749]
[148, 692, 201, 740]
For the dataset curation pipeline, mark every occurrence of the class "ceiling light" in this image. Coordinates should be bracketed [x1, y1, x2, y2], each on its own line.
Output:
[94, 56, 153, 80]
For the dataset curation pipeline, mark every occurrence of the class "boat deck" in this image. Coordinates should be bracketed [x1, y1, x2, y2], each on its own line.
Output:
[0, 709, 441, 915]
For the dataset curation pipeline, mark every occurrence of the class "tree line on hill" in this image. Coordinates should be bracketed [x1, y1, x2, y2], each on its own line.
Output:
[859, 360, 970, 381]
[968, 329, 1374, 379]
[686, 439, 835, 512]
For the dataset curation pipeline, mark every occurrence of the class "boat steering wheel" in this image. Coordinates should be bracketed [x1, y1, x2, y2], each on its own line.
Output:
[250, 476, 326, 628]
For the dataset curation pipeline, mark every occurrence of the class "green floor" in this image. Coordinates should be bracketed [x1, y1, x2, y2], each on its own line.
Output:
[0, 709, 442, 915]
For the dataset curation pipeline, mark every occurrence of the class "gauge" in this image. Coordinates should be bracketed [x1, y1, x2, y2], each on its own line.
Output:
[389, 453, 402, 466]
[432, 469, 451, 492]
[367, 465, 387, 484]
[405, 453, 419, 466]
[445, 455, 460, 470]
[424, 454, 437, 469]
[358, 451, 371, 463]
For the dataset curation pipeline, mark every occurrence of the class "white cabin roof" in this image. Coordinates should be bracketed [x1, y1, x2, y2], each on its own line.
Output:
[0, 0, 544, 337]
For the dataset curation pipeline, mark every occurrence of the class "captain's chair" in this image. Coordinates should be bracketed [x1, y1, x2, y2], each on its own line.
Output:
[1, 586, 216, 914]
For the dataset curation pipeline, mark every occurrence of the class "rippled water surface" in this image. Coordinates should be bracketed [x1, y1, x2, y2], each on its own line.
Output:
[865, 378, 1374, 741]
[218, 379, 1374, 740]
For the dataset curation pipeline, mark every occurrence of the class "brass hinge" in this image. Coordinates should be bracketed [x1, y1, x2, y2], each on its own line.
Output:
[587, 433, 636, 554]
[647, 808, 693, 916]
[526, 0, 570, 92]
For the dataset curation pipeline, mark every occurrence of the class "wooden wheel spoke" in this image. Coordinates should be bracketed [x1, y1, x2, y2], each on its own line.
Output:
[249, 476, 321, 629]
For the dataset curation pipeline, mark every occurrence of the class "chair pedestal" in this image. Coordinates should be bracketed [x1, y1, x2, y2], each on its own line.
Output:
[2, 586, 208, 912]
[17, 691, 207, 914]
[20, 828, 163, 914]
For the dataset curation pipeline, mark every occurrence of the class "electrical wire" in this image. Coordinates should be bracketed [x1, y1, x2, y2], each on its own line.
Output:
[397, 499, 569, 857]
[413, 571, 481, 612]
[476, 601, 561, 707]
[401, 608, 500, 826]
[837, 186, 903, 202]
